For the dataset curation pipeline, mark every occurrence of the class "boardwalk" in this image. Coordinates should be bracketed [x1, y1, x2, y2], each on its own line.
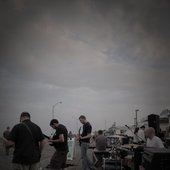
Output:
[0, 139, 95, 170]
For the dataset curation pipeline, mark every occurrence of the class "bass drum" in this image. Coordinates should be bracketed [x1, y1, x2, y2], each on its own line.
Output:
[102, 158, 122, 170]
[122, 155, 133, 170]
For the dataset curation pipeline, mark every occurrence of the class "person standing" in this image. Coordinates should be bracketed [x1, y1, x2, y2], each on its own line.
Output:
[145, 127, 164, 148]
[137, 125, 146, 143]
[78, 115, 96, 170]
[3, 126, 11, 155]
[133, 127, 139, 144]
[68, 131, 73, 140]
[5, 112, 45, 170]
[47, 119, 68, 170]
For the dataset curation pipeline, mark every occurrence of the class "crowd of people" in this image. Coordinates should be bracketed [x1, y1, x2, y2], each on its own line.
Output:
[2, 112, 167, 170]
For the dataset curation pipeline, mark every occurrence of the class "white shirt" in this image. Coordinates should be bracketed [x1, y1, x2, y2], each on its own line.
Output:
[133, 134, 139, 143]
[146, 136, 164, 148]
[138, 129, 146, 142]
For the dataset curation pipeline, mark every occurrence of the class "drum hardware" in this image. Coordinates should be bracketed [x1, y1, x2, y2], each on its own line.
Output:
[102, 144, 130, 170]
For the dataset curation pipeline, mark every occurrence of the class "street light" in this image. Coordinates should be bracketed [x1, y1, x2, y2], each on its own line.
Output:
[52, 101, 62, 119]
[135, 109, 139, 127]
[105, 120, 107, 130]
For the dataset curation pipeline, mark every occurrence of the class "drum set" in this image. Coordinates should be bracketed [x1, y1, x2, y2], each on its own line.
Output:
[95, 139, 137, 170]
[102, 147, 133, 170]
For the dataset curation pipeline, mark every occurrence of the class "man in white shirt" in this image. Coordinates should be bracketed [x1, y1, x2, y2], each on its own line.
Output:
[138, 125, 146, 143]
[145, 127, 164, 148]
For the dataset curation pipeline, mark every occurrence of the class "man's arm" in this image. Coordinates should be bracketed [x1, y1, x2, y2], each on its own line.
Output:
[49, 134, 65, 143]
[80, 133, 91, 140]
[0, 137, 15, 147]
[6, 140, 15, 147]
[39, 139, 46, 153]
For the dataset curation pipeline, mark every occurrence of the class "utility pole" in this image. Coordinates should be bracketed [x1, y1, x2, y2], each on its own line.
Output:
[135, 109, 139, 127]
[105, 120, 107, 130]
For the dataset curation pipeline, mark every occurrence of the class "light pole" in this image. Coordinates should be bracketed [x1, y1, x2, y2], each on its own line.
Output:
[135, 109, 139, 127]
[105, 120, 107, 130]
[52, 101, 62, 119]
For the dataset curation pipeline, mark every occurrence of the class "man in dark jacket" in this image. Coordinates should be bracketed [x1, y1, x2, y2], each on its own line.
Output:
[5, 112, 45, 170]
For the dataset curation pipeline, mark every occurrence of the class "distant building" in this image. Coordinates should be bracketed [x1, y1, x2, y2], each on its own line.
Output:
[160, 109, 170, 117]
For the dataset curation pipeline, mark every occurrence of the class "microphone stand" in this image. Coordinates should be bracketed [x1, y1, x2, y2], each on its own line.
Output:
[125, 125, 145, 170]
[125, 125, 145, 145]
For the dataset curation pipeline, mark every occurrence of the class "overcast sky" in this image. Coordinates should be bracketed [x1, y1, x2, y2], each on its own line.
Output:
[0, 0, 170, 135]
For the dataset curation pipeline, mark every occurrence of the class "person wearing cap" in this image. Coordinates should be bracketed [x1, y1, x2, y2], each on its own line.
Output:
[5, 112, 45, 170]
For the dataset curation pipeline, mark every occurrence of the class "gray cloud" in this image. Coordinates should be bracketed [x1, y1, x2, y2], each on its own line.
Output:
[0, 0, 170, 134]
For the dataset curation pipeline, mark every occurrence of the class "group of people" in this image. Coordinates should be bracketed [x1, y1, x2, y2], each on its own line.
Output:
[133, 125, 164, 148]
[2, 112, 97, 170]
[2, 112, 167, 170]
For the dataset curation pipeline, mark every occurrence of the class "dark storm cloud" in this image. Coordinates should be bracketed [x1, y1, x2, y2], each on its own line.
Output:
[0, 0, 170, 133]
[93, 0, 170, 67]
[1, 0, 170, 71]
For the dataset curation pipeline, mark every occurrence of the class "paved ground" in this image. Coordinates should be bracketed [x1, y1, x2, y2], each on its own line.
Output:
[0, 139, 95, 170]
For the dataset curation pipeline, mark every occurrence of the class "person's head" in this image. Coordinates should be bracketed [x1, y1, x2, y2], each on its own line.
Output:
[145, 127, 155, 139]
[140, 125, 145, 130]
[50, 119, 59, 129]
[134, 127, 139, 134]
[20, 112, 30, 122]
[79, 115, 87, 124]
[6, 126, 10, 130]
[98, 130, 103, 135]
